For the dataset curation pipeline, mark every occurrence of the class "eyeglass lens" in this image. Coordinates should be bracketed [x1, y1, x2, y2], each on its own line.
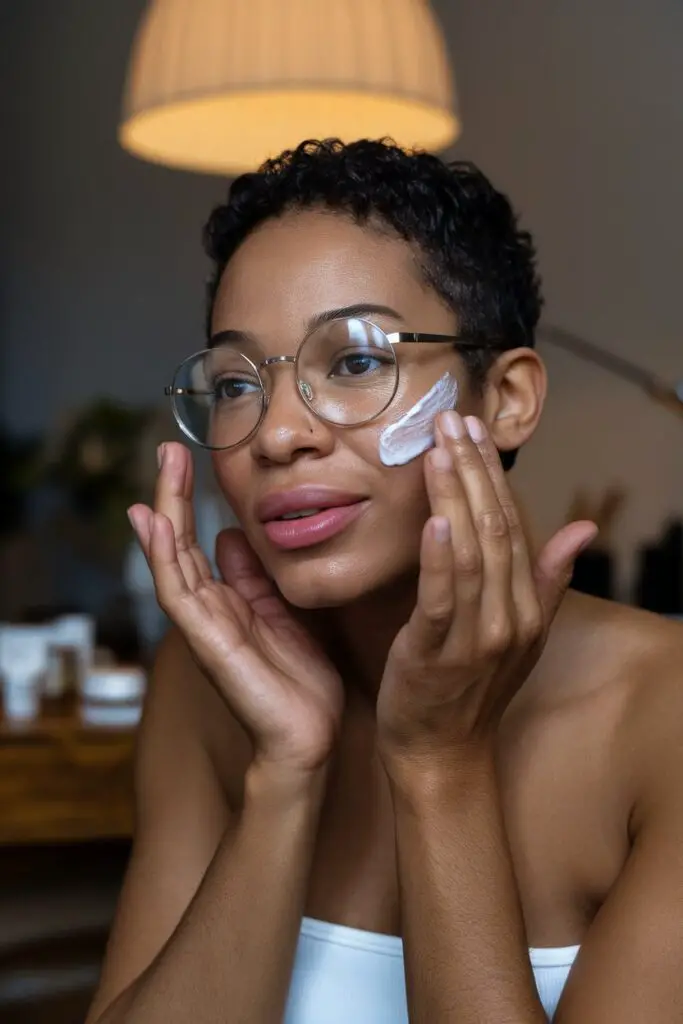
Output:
[170, 318, 399, 449]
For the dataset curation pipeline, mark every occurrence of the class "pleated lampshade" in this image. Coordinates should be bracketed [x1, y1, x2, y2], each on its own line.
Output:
[118, 0, 460, 175]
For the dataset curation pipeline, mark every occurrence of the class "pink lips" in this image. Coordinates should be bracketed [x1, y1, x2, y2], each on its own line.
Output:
[256, 487, 368, 551]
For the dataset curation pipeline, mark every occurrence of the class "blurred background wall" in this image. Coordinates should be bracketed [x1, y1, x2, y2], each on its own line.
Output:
[2, 0, 683, 596]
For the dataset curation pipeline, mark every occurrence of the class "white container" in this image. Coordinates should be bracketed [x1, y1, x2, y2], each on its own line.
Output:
[81, 667, 145, 703]
[3, 677, 41, 721]
[0, 625, 51, 722]
[79, 667, 146, 728]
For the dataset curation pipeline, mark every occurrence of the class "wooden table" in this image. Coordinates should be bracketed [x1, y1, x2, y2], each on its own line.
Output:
[0, 710, 136, 845]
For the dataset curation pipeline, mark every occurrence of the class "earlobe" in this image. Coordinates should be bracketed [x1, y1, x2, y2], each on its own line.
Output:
[484, 348, 547, 454]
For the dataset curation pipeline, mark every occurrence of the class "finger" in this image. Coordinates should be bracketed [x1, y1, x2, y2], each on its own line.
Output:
[155, 443, 212, 587]
[439, 412, 512, 649]
[149, 512, 193, 613]
[534, 520, 599, 626]
[129, 505, 197, 624]
[216, 528, 291, 626]
[424, 443, 482, 640]
[410, 516, 455, 653]
[463, 416, 541, 643]
[128, 504, 154, 559]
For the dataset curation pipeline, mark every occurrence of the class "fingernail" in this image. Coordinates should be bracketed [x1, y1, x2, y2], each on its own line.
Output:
[432, 516, 451, 544]
[465, 416, 486, 443]
[157, 443, 166, 469]
[430, 446, 452, 471]
[126, 508, 137, 532]
[442, 411, 465, 439]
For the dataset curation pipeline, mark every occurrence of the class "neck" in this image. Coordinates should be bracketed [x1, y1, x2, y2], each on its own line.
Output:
[314, 572, 419, 702]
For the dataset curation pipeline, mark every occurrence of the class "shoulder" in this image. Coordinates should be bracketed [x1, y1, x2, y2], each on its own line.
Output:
[533, 600, 683, 1020]
[536, 592, 683, 786]
[580, 594, 683, 705]
[140, 626, 254, 809]
[550, 590, 683, 690]
[566, 594, 683, 819]
[612, 605, 683, 811]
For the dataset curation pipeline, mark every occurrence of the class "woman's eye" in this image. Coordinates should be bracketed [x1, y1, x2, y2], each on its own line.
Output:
[213, 377, 260, 400]
[331, 351, 387, 377]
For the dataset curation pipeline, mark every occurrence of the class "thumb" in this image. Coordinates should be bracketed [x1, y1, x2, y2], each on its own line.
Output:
[534, 520, 599, 625]
[215, 528, 288, 624]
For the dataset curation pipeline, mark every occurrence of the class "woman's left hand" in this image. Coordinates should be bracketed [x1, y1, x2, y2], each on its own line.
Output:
[376, 411, 598, 772]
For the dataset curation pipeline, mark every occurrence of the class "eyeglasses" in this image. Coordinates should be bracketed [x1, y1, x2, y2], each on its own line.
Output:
[165, 316, 491, 451]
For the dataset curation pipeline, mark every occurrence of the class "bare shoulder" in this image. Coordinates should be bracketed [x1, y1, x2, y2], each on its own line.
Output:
[521, 590, 683, 788]
[604, 600, 683, 791]
[547, 590, 683, 693]
[556, 592, 683, 794]
[570, 591, 683, 694]
[143, 626, 254, 809]
[501, 593, 683, 927]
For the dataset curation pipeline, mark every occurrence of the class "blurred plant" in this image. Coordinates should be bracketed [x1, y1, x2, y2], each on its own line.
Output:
[49, 398, 154, 556]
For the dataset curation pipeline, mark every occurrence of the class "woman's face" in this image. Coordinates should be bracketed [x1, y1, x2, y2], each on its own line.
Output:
[209, 209, 485, 609]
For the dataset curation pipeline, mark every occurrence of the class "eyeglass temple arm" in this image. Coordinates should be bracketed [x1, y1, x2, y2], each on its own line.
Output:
[165, 386, 214, 396]
[397, 328, 683, 421]
[390, 332, 487, 346]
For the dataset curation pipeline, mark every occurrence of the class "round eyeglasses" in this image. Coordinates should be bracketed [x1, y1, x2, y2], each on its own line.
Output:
[165, 316, 488, 451]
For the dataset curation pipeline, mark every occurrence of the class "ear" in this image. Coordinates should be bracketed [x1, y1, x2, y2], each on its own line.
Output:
[482, 348, 547, 455]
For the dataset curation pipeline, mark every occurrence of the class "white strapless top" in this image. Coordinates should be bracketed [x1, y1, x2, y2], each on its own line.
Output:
[284, 917, 580, 1023]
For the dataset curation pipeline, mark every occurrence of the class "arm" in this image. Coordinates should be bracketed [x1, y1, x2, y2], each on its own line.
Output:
[375, 409, 593, 1023]
[389, 668, 683, 1024]
[551, 662, 683, 1022]
[389, 753, 546, 1024]
[87, 631, 326, 1024]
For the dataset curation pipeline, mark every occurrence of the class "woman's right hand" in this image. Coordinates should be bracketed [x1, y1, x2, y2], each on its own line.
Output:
[127, 442, 344, 774]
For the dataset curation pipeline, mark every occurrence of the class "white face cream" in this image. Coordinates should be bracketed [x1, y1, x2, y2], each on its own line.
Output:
[378, 372, 458, 467]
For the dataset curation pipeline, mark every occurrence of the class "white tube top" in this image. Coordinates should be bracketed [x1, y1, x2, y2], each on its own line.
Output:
[285, 917, 580, 1023]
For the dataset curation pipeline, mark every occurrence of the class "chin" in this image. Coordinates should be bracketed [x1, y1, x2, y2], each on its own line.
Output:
[270, 549, 404, 610]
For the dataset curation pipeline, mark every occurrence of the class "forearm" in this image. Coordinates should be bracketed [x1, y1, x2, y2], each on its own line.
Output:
[95, 762, 326, 1024]
[388, 752, 547, 1024]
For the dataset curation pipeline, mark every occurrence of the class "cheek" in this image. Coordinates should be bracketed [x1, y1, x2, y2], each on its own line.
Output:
[210, 451, 250, 522]
[378, 371, 458, 467]
[342, 428, 432, 541]
[348, 370, 459, 469]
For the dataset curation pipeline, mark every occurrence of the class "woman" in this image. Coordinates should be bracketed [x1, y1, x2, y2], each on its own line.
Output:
[88, 140, 683, 1023]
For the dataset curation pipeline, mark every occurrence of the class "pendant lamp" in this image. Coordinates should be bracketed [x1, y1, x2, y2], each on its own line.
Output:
[119, 0, 459, 174]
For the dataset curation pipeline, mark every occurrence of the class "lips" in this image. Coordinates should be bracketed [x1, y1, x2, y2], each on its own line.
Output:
[255, 487, 368, 551]
[256, 487, 366, 523]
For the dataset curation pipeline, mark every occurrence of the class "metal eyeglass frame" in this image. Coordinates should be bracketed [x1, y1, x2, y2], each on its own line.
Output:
[164, 317, 495, 451]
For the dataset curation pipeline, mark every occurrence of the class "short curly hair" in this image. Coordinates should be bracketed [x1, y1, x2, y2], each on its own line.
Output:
[203, 138, 543, 470]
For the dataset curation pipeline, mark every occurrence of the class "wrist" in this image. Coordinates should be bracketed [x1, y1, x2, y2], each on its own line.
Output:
[381, 741, 498, 808]
[246, 755, 330, 811]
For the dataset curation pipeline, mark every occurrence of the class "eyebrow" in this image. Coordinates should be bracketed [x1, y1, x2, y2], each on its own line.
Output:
[307, 303, 404, 331]
[209, 303, 405, 348]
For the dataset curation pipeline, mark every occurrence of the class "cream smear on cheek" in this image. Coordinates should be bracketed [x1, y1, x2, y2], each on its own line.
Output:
[378, 372, 459, 467]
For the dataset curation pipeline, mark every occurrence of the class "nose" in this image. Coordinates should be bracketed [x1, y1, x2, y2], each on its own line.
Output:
[250, 360, 334, 466]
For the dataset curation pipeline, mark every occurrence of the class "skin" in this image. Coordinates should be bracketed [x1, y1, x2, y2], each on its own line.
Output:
[87, 210, 683, 1023]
